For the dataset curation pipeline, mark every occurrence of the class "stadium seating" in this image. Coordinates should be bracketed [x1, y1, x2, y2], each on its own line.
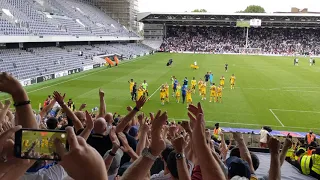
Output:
[142, 40, 163, 50]
[161, 26, 320, 55]
[0, 43, 152, 80]
[0, 0, 138, 37]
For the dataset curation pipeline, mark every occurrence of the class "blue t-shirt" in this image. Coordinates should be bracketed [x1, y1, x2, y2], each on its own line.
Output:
[209, 74, 213, 81]
[174, 79, 178, 87]
[181, 85, 187, 95]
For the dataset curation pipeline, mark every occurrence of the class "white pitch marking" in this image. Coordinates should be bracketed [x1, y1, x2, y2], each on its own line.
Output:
[167, 119, 319, 130]
[269, 109, 285, 127]
[148, 85, 162, 99]
[271, 109, 320, 114]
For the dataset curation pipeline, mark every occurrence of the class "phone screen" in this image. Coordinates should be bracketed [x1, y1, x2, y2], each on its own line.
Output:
[16, 129, 67, 161]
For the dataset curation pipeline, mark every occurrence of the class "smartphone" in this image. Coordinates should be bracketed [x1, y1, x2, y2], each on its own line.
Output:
[14, 128, 67, 161]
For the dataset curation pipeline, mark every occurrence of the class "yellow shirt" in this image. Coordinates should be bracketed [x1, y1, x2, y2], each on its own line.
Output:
[186, 91, 192, 99]
[160, 89, 166, 97]
[220, 77, 225, 84]
[230, 76, 236, 83]
[210, 85, 217, 93]
[138, 88, 144, 97]
[129, 82, 134, 91]
[176, 86, 181, 96]
[191, 80, 197, 86]
[201, 83, 206, 91]
[217, 87, 222, 94]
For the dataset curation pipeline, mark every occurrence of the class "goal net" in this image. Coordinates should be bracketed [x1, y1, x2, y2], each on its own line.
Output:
[237, 48, 262, 55]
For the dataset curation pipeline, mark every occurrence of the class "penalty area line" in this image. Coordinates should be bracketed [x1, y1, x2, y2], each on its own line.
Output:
[148, 85, 162, 100]
[269, 109, 285, 127]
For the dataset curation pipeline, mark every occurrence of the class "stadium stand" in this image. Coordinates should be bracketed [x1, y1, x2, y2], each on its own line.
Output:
[0, 0, 138, 37]
[160, 26, 320, 55]
[0, 43, 152, 80]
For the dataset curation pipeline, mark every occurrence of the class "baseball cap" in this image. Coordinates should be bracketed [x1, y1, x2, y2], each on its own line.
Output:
[103, 149, 124, 176]
[229, 147, 260, 170]
[226, 156, 251, 179]
[129, 126, 139, 137]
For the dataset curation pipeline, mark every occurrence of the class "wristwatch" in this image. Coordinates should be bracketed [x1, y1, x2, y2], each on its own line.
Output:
[175, 152, 185, 160]
[142, 148, 158, 161]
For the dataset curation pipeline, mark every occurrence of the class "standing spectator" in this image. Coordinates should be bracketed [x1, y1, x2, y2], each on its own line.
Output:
[259, 127, 269, 148]
[213, 123, 222, 142]
[305, 130, 316, 145]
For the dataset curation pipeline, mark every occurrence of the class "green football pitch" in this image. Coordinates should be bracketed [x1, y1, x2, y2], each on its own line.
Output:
[2, 53, 320, 132]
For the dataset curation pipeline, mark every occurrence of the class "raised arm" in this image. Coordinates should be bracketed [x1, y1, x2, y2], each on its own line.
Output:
[105, 127, 120, 171]
[53, 91, 84, 132]
[0, 73, 37, 128]
[136, 119, 149, 156]
[233, 132, 255, 173]
[121, 111, 167, 180]
[0, 100, 11, 123]
[115, 96, 146, 133]
[118, 132, 139, 161]
[97, 89, 106, 118]
[268, 136, 281, 180]
[172, 135, 191, 180]
[188, 103, 226, 180]
[78, 111, 94, 140]
[39, 99, 56, 119]
[280, 134, 293, 166]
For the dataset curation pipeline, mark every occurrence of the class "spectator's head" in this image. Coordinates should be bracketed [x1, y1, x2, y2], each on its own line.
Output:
[309, 130, 313, 134]
[74, 111, 86, 124]
[46, 117, 58, 129]
[160, 143, 174, 165]
[93, 117, 107, 135]
[215, 123, 220, 128]
[103, 149, 123, 179]
[230, 147, 260, 170]
[166, 151, 179, 179]
[129, 126, 138, 139]
[226, 156, 251, 179]
[105, 112, 114, 124]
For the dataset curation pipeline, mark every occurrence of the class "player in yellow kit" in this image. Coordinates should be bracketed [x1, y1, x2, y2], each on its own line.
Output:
[220, 76, 225, 89]
[164, 83, 169, 102]
[217, 85, 223, 103]
[209, 83, 217, 103]
[128, 79, 134, 96]
[200, 82, 207, 100]
[186, 88, 193, 107]
[230, 74, 236, 89]
[191, 77, 197, 94]
[160, 85, 166, 105]
[137, 85, 145, 100]
[198, 78, 203, 96]
[176, 84, 181, 103]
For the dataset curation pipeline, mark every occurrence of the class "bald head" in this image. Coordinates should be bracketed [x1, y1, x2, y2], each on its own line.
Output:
[94, 117, 107, 135]
[104, 113, 113, 124]
[74, 111, 86, 124]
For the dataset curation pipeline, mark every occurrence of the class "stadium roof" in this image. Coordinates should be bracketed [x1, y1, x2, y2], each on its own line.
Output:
[138, 12, 320, 28]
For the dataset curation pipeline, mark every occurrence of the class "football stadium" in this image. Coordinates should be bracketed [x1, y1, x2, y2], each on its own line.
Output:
[0, 0, 320, 179]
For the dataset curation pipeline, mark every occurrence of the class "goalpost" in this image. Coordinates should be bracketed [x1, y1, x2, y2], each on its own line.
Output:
[236, 19, 262, 55]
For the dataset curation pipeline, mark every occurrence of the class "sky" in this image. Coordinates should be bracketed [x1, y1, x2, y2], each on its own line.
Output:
[138, 0, 320, 13]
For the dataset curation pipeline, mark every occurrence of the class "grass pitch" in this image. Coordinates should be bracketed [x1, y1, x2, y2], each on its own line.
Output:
[2, 53, 320, 132]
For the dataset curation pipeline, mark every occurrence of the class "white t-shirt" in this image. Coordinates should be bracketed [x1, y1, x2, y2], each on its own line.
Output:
[20, 164, 68, 180]
[194, 61, 197, 66]
[259, 129, 269, 143]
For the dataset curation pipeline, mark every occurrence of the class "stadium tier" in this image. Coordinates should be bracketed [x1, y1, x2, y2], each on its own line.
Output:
[0, 0, 138, 37]
[160, 26, 320, 55]
[0, 43, 152, 80]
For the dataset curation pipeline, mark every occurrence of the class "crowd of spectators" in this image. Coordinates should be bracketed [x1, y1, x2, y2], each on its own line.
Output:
[0, 71, 318, 180]
[161, 26, 320, 55]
